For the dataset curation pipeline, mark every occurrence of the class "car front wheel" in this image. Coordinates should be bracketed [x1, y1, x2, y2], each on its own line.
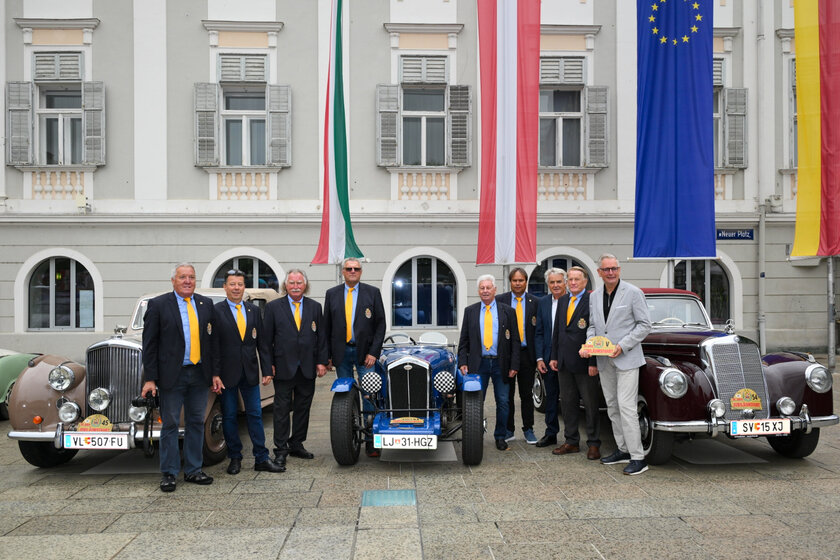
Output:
[18, 441, 78, 468]
[638, 399, 674, 465]
[767, 428, 820, 458]
[202, 397, 227, 465]
[532, 371, 546, 413]
[461, 391, 484, 466]
[330, 387, 363, 465]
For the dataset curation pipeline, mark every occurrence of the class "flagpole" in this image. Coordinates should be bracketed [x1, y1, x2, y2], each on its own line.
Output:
[829, 256, 836, 372]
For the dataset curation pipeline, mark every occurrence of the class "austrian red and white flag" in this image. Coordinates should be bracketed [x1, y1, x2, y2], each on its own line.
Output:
[476, 0, 540, 265]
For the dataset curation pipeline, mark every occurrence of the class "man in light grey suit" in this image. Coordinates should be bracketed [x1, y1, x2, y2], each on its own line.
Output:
[580, 253, 651, 475]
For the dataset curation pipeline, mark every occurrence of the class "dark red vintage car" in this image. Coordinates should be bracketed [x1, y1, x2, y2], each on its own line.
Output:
[534, 288, 838, 464]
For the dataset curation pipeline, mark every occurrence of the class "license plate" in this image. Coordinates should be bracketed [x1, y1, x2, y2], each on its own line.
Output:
[63, 432, 130, 450]
[729, 419, 791, 436]
[374, 434, 437, 450]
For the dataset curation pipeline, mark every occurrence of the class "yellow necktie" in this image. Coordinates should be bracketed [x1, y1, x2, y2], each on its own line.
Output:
[235, 304, 246, 340]
[567, 295, 576, 326]
[345, 287, 354, 343]
[294, 301, 301, 331]
[483, 305, 493, 351]
[185, 297, 200, 364]
[515, 297, 524, 342]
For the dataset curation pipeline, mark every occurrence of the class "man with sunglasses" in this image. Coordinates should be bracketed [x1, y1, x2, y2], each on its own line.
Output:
[580, 254, 651, 475]
[323, 258, 386, 457]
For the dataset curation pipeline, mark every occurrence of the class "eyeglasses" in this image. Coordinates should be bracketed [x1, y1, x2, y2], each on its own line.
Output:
[599, 267, 620, 273]
[344, 267, 361, 272]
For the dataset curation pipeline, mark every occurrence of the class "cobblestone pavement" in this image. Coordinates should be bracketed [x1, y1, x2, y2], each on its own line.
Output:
[0, 372, 839, 560]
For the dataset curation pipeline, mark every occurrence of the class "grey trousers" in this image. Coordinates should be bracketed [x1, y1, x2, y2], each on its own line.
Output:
[597, 360, 644, 460]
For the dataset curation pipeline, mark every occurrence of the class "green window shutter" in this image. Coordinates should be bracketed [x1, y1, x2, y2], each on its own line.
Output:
[268, 84, 291, 166]
[6, 81, 33, 165]
[584, 85, 609, 168]
[376, 84, 400, 166]
[82, 81, 105, 165]
[194, 82, 219, 166]
[723, 87, 748, 168]
[447, 85, 471, 167]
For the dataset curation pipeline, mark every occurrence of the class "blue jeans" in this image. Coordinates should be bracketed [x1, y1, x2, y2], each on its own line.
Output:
[336, 345, 376, 438]
[478, 357, 510, 441]
[219, 377, 269, 463]
[159, 365, 208, 476]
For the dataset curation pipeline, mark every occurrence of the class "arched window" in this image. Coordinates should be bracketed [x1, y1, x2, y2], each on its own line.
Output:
[528, 255, 589, 298]
[674, 260, 731, 325]
[212, 257, 279, 291]
[392, 256, 456, 327]
[28, 257, 94, 330]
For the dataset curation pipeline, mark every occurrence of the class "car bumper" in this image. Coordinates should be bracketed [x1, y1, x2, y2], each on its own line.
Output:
[654, 410, 839, 437]
[8, 422, 185, 448]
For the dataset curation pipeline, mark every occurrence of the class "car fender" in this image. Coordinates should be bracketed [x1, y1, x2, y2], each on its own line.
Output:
[331, 377, 357, 393]
[458, 372, 483, 393]
[9, 355, 87, 431]
[763, 353, 833, 416]
[639, 357, 714, 422]
[0, 353, 39, 403]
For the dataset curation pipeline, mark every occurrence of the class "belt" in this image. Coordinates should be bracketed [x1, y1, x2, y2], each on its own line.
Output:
[481, 355, 498, 360]
[181, 363, 200, 369]
[345, 342, 356, 347]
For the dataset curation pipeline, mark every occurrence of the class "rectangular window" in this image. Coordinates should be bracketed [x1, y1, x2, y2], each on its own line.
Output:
[713, 88, 722, 167]
[539, 89, 582, 167]
[37, 86, 82, 165]
[402, 88, 446, 166]
[222, 90, 267, 166]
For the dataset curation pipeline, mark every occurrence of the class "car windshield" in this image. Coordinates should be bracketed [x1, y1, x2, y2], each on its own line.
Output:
[130, 294, 228, 331]
[646, 296, 711, 328]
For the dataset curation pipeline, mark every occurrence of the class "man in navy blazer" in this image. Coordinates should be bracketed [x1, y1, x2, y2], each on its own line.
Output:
[263, 269, 328, 465]
[210, 269, 283, 475]
[458, 274, 520, 451]
[533, 267, 566, 448]
[549, 266, 601, 460]
[142, 263, 215, 492]
[496, 267, 539, 444]
[322, 258, 386, 457]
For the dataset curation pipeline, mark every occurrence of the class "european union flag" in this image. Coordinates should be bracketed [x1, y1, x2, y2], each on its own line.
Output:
[634, 0, 716, 258]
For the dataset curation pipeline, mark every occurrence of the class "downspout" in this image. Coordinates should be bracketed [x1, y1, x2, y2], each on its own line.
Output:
[755, 0, 767, 354]
[758, 200, 766, 354]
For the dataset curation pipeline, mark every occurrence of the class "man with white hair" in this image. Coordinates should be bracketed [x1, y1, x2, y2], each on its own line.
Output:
[534, 267, 566, 448]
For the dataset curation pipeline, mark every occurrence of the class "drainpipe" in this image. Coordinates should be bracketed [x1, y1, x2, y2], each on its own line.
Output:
[757, 200, 766, 354]
[755, 1, 766, 354]
[829, 257, 836, 372]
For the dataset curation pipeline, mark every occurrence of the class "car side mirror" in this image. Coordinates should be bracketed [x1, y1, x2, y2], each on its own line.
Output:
[724, 319, 735, 334]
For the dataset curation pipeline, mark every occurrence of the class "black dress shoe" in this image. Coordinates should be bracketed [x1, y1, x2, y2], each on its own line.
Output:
[254, 459, 286, 473]
[495, 439, 509, 451]
[184, 471, 214, 485]
[226, 458, 241, 475]
[535, 435, 557, 448]
[274, 453, 288, 467]
[160, 473, 176, 493]
[288, 446, 314, 460]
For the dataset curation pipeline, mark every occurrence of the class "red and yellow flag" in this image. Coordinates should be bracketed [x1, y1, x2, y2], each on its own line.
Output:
[792, 0, 840, 257]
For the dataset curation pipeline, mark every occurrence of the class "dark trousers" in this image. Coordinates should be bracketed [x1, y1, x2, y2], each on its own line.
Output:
[558, 368, 602, 447]
[219, 376, 269, 463]
[159, 365, 207, 476]
[272, 367, 316, 455]
[507, 348, 535, 432]
[478, 357, 510, 440]
[542, 369, 560, 437]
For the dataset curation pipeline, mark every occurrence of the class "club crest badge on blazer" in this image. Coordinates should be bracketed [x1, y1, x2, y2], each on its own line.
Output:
[311, 321, 317, 332]
[365, 308, 372, 319]
[531, 316, 537, 326]
[505, 329, 510, 340]
[206, 323, 212, 335]
[252, 327, 257, 339]
[578, 318, 587, 329]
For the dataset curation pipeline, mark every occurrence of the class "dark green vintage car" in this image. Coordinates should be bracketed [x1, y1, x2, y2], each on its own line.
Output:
[0, 350, 39, 420]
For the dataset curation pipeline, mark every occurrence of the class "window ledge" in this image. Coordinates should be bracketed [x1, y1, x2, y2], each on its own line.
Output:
[386, 165, 464, 174]
[15, 164, 98, 172]
[713, 167, 738, 175]
[199, 165, 286, 174]
[538, 166, 599, 172]
[778, 168, 797, 175]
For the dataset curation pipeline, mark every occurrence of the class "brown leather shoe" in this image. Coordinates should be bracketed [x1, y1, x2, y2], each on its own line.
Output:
[587, 445, 601, 460]
[552, 443, 580, 455]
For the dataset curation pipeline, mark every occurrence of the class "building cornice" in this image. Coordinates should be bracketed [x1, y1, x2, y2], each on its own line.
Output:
[202, 20, 284, 33]
[541, 25, 601, 36]
[384, 23, 464, 35]
[14, 18, 100, 30]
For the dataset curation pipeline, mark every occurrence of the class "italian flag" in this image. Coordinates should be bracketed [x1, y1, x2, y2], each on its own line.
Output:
[476, 0, 540, 265]
[313, 0, 363, 264]
[792, 0, 840, 257]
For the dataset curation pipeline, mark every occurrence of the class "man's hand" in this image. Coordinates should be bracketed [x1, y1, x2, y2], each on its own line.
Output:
[363, 354, 376, 368]
[316, 364, 327, 378]
[261, 375, 274, 386]
[579, 348, 591, 358]
[588, 366, 599, 377]
[609, 344, 623, 358]
[548, 359, 558, 372]
[536, 359, 547, 374]
[211, 376, 224, 394]
[327, 359, 334, 370]
[508, 369, 517, 378]
[141, 380, 157, 397]
[459, 365, 469, 375]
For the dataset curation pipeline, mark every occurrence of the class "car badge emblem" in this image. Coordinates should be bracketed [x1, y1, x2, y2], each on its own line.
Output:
[365, 308, 372, 319]
[390, 416, 424, 426]
[730, 388, 762, 410]
[578, 318, 587, 329]
[311, 321, 317, 332]
[77, 414, 113, 432]
[404, 364, 413, 371]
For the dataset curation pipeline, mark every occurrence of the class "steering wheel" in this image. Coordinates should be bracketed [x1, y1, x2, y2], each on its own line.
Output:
[656, 317, 685, 325]
[384, 333, 416, 345]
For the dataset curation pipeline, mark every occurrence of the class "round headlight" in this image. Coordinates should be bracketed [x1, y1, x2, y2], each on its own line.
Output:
[433, 371, 456, 394]
[48, 365, 75, 391]
[88, 387, 111, 411]
[57, 401, 81, 423]
[128, 406, 148, 422]
[658, 368, 688, 399]
[360, 371, 382, 394]
[805, 364, 832, 394]
[708, 399, 726, 418]
[776, 396, 796, 416]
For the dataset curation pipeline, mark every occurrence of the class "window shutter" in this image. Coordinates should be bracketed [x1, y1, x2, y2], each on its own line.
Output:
[447, 85, 471, 167]
[723, 87, 748, 168]
[540, 57, 585, 85]
[219, 54, 266, 82]
[33, 52, 82, 81]
[584, 85, 609, 168]
[194, 82, 219, 166]
[82, 81, 105, 165]
[713, 59, 724, 88]
[376, 84, 400, 166]
[6, 82, 33, 165]
[399, 56, 448, 84]
[268, 84, 291, 166]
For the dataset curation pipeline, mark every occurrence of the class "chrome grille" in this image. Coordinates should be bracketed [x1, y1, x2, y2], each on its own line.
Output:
[704, 336, 769, 421]
[387, 359, 431, 419]
[86, 341, 143, 423]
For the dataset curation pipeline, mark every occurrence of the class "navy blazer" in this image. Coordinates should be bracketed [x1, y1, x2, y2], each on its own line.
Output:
[534, 294, 561, 364]
[323, 282, 386, 367]
[457, 301, 520, 376]
[142, 291, 214, 390]
[211, 299, 271, 387]
[262, 296, 329, 380]
[496, 291, 538, 362]
[550, 291, 595, 375]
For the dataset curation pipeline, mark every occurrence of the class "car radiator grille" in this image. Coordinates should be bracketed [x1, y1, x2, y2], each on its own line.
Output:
[86, 345, 143, 423]
[387, 364, 430, 418]
[708, 340, 769, 421]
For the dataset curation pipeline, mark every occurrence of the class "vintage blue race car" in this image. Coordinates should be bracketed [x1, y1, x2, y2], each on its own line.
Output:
[329, 332, 485, 466]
